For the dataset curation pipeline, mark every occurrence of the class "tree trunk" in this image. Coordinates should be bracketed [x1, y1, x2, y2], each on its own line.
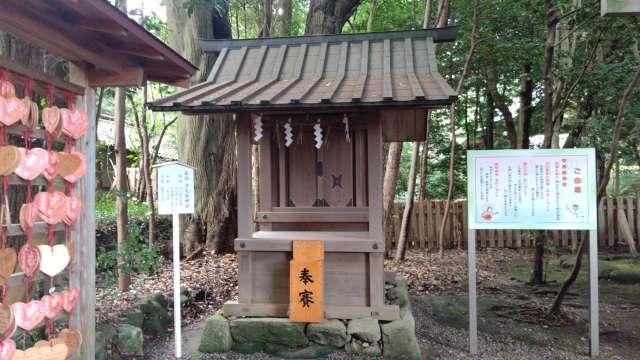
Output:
[167, 0, 237, 255]
[395, 142, 420, 260]
[517, 63, 533, 149]
[530, 231, 546, 285]
[485, 65, 517, 148]
[423, 0, 433, 28]
[140, 85, 157, 247]
[114, 87, 130, 292]
[262, 0, 272, 37]
[304, 0, 362, 35]
[114, 0, 130, 293]
[367, 0, 378, 32]
[275, 0, 292, 36]
[383, 142, 403, 231]
[484, 89, 494, 149]
[542, 0, 558, 149]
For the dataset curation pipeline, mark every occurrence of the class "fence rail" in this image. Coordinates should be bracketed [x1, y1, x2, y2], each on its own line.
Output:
[385, 197, 640, 253]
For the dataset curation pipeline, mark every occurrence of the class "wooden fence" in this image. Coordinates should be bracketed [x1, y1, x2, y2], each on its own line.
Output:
[385, 197, 640, 253]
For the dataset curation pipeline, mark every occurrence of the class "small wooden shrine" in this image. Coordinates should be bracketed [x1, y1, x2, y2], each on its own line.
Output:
[0, 1, 195, 359]
[152, 27, 457, 322]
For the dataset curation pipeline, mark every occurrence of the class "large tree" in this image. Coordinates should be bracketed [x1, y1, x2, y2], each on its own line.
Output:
[305, 0, 361, 34]
[167, 0, 237, 254]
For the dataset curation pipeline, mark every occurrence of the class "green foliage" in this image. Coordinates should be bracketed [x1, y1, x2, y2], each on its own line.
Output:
[97, 222, 164, 285]
[96, 191, 150, 223]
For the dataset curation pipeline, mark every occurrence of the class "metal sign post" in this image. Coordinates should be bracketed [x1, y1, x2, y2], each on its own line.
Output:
[466, 149, 599, 357]
[154, 162, 196, 359]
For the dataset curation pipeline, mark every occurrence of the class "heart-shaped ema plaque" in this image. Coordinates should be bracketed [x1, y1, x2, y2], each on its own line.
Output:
[0, 248, 17, 287]
[42, 106, 62, 137]
[56, 152, 82, 177]
[33, 191, 67, 225]
[19, 97, 38, 129]
[14, 148, 49, 181]
[11, 301, 46, 331]
[0, 80, 15, 97]
[61, 288, 78, 313]
[0, 339, 16, 360]
[18, 244, 41, 278]
[1, 96, 26, 127]
[64, 196, 82, 226]
[61, 108, 89, 140]
[0, 146, 23, 176]
[41, 292, 63, 320]
[57, 329, 82, 356]
[0, 303, 15, 341]
[38, 245, 70, 277]
[42, 152, 59, 182]
[19, 203, 39, 233]
[13, 343, 68, 360]
[61, 152, 86, 183]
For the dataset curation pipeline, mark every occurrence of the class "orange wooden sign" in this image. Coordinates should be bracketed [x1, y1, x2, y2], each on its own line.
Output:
[289, 241, 324, 323]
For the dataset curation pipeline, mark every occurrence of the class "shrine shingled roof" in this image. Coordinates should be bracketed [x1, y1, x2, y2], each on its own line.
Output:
[150, 27, 458, 113]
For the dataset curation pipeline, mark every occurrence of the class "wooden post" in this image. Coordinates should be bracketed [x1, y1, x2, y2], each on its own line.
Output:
[588, 229, 599, 357]
[368, 115, 384, 307]
[237, 112, 254, 304]
[468, 228, 477, 354]
[69, 65, 96, 360]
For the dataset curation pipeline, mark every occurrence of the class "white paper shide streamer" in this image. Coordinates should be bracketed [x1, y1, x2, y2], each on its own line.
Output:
[313, 119, 323, 149]
[343, 113, 350, 143]
[253, 114, 263, 142]
[284, 118, 294, 147]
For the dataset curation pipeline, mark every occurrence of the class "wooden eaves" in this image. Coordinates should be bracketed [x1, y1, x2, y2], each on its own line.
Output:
[0, 0, 197, 87]
[150, 27, 458, 113]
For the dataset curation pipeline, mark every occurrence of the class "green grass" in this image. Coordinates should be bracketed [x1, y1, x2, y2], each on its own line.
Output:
[96, 191, 150, 222]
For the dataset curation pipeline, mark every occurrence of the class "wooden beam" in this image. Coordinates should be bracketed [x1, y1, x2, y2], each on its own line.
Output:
[0, 3, 126, 74]
[256, 211, 368, 223]
[87, 67, 145, 87]
[237, 112, 253, 238]
[75, 19, 128, 36]
[0, 56, 85, 95]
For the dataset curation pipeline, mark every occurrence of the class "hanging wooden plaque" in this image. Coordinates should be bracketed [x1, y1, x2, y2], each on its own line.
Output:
[289, 240, 324, 323]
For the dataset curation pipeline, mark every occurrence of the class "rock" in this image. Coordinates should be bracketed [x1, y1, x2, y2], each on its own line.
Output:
[151, 293, 168, 308]
[381, 308, 422, 360]
[198, 315, 233, 353]
[121, 310, 144, 328]
[95, 324, 117, 360]
[230, 318, 308, 348]
[117, 324, 144, 356]
[307, 319, 350, 347]
[363, 342, 382, 356]
[347, 318, 381, 343]
[608, 269, 640, 284]
[232, 341, 264, 354]
[345, 340, 364, 354]
[265, 343, 335, 359]
[139, 298, 171, 336]
[559, 255, 576, 269]
[386, 278, 410, 309]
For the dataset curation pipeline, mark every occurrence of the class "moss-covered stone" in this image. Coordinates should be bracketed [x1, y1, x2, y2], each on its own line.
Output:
[307, 319, 350, 347]
[265, 343, 336, 359]
[232, 341, 264, 354]
[138, 299, 171, 336]
[95, 324, 118, 360]
[608, 269, 640, 284]
[151, 292, 169, 308]
[381, 307, 422, 360]
[121, 310, 144, 328]
[198, 315, 233, 353]
[117, 324, 143, 356]
[347, 318, 381, 343]
[230, 318, 308, 347]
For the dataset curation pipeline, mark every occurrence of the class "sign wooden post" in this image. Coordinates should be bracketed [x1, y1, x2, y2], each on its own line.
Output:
[154, 162, 195, 359]
[467, 149, 599, 357]
[290, 241, 324, 323]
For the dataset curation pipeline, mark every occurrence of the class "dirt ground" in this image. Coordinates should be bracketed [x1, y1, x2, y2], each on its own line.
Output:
[98, 249, 640, 359]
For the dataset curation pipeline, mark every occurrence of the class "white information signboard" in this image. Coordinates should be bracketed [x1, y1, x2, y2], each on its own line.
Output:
[154, 161, 195, 359]
[467, 149, 597, 230]
[157, 162, 195, 215]
[465, 149, 599, 358]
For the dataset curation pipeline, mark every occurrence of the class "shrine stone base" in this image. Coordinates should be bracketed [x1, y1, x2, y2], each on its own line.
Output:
[197, 274, 421, 359]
